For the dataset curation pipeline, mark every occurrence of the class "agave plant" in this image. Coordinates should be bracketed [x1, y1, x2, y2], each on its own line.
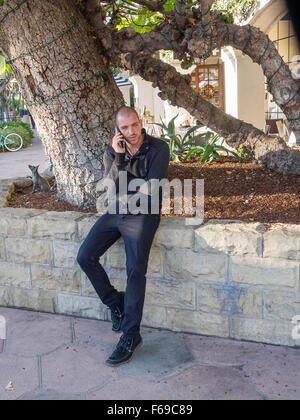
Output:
[156, 115, 241, 164]
[183, 131, 241, 163]
[154, 114, 205, 163]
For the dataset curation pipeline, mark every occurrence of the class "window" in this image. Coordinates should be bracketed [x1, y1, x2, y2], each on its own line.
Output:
[191, 64, 224, 110]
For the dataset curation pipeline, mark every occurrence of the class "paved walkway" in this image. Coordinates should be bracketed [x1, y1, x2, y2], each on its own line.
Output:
[0, 131, 48, 179]
[0, 306, 299, 400]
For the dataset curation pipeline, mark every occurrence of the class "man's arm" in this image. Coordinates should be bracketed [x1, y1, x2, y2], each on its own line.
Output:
[140, 143, 170, 194]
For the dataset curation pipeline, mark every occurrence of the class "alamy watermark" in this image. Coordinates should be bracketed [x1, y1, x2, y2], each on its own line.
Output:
[96, 171, 204, 219]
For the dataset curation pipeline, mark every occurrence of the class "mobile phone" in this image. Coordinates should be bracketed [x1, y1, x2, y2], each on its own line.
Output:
[116, 125, 125, 148]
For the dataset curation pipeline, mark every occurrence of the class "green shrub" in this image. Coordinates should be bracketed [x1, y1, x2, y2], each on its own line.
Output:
[0, 121, 34, 151]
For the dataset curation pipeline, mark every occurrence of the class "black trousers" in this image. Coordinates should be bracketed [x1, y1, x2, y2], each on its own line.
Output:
[76, 213, 160, 338]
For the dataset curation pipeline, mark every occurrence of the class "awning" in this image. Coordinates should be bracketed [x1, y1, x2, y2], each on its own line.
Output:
[114, 75, 133, 87]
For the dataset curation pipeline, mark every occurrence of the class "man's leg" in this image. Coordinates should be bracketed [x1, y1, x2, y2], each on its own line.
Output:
[76, 213, 122, 308]
[105, 214, 160, 366]
[120, 214, 161, 337]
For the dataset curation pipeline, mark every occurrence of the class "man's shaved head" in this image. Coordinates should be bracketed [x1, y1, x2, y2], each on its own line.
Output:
[116, 106, 140, 125]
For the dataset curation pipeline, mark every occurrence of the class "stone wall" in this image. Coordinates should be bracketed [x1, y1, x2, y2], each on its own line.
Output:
[0, 178, 299, 346]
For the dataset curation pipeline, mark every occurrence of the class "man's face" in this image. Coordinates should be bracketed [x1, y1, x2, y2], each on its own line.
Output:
[117, 112, 143, 146]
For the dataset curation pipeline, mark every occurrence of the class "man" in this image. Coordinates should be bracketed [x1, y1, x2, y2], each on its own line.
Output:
[77, 106, 170, 366]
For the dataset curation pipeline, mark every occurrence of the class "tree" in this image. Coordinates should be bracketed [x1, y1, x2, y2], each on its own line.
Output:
[0, 53, 13, 120]
[0, 0, 299, 209]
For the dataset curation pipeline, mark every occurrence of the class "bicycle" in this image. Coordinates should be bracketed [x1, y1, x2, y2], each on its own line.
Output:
[0, 126, 23, 152]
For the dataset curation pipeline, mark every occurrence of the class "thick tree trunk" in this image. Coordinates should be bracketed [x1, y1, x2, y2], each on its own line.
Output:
[0, 0, 124, 208]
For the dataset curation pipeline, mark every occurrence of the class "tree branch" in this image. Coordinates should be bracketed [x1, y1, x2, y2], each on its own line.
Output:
[84, 3, 300, 145]
[175, 0, 187, 31]
[197, 19, 300, 137]
[122, 52, 300, 174]
[200, 0, 215, 23]
[100, 0, 170, 13]
[84, 0, 106, 30]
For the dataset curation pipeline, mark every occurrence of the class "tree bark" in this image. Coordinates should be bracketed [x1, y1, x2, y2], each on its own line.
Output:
[0, 0, 124, 208]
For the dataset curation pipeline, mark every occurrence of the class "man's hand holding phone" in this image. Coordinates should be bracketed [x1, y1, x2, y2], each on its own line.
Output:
[112, 126, 126, 154]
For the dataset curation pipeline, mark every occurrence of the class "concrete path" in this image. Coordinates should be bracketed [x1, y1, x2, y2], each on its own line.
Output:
[0, 131, 48, 179]
[0, 306, 299, 401]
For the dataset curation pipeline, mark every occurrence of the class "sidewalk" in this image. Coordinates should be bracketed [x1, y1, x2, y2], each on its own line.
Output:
[0, 131, 48, 179]
[0, 306, 299, 400]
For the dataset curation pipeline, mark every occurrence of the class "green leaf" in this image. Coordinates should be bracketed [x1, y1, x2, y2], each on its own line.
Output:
[167, 114, 178, 135]
[163, 0, 175, 12]
[182, 125, 202, 143]
[200, 144, 214, 162]
[183, 147, 203, 161]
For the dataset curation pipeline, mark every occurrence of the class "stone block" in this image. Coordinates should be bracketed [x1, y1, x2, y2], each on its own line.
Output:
[264, 290, 300, 321]
[0, 285, 11, 306]
[0, 178, 17, 191]
[106, 240, 126, 272]
[141, 304, 168, 329]
[0, 191, 9, 206]
[263, 224, 300, 260]
[107, 242, 163, 277]
[0, 237, 5, 261]
[195, 221, 264, 256]
[196, 284, 223, 313]
[0, 208, 44, 236]
[80, 258, 109, 298]
[238, 288, 263, 318]
[5, 238, 52, 264]
[231, 317, 299, 346]
[145, 278, 196, 310]
[31, 265, 81, 294]
[148, 247, 164, 277]
[0, 285, 57, 313]
[53, 241, 81, 268]
[154, 218, 194, 249]
[77, 214, 101, 241]
[11, 177, 33, 189]
[166, 307, 230, 337]
[231, 256, 299, 289]
[165, 249, 227, 283]
[56, 294, 107, 320]
[15, 287, 57, 313]
[28, 211, 81, 240]
[80, 273, 98, 297]
[0, 262, 31, 288]
[0, 314, 6, 339]
[184, 217, 204, 226]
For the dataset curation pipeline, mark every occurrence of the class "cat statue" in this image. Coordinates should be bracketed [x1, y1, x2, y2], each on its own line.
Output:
[27, 164, 51, 194]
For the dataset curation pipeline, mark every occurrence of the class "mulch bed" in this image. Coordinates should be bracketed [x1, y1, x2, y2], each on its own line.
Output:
[6, 157, 300, 224]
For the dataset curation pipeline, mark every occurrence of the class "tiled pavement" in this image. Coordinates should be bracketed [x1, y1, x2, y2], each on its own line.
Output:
[0, 306, 300, 400]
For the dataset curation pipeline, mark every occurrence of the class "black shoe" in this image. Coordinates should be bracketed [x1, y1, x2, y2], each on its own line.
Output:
[105, 334, 143, 366]
[110, 291, 125, 332]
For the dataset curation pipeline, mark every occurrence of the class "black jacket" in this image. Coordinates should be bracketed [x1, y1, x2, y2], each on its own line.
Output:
[102, 129, 170, 215]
